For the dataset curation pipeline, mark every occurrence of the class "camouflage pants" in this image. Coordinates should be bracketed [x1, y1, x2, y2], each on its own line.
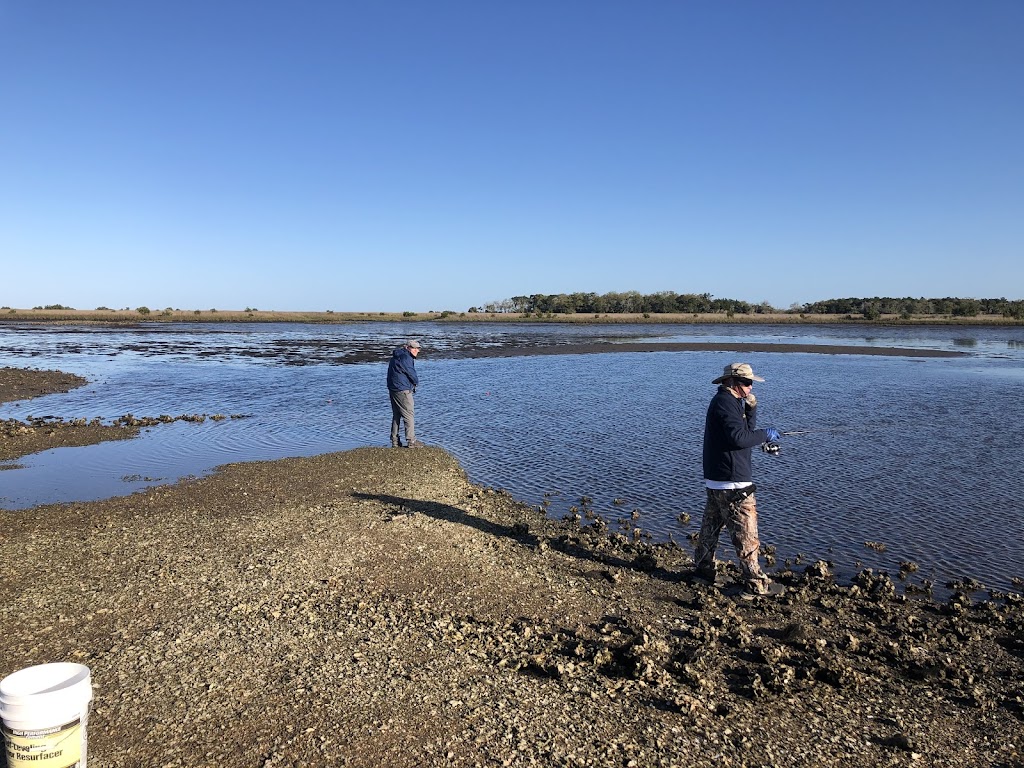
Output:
[694, 487, 765, 582]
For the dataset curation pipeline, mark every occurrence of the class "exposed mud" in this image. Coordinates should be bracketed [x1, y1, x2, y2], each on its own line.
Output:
[0, 366, 88, 402]
[0, 370, 250, 465]
[443, 342, 964, 360]
[0, 367, 139, 464]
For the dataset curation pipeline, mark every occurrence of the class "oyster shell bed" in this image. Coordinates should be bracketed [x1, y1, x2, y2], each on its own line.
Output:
[1, 444, 1022, 768]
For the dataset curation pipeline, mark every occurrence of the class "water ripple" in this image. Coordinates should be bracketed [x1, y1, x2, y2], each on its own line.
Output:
[2, 322, 1023, 595]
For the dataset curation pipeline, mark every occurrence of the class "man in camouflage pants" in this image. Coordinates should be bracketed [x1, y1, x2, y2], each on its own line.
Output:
[695, 363, 781, 597]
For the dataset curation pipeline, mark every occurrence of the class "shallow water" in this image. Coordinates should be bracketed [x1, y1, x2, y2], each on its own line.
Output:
[2, 321, 1023, 594]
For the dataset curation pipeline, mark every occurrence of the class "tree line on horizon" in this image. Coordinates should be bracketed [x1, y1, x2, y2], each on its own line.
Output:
[473, 292, 1024, 319]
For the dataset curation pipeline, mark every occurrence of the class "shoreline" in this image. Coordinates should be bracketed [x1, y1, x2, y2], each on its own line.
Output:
[1, 367, 1022, 766]
[2, 309, 1023, 327]
[2, 445, 1021, 766]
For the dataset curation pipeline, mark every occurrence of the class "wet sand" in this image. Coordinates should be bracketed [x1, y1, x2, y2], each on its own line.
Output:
[1, 367, 1021, 767]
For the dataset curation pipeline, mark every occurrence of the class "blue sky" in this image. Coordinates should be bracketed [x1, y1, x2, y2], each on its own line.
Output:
[2, 1, 1021, 312]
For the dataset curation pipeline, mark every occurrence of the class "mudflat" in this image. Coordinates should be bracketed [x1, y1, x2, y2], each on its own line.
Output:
[0, 367, 141, 464]
[1, 368, 1021, 767]
[445, 341, 963, 359]
[0, 366, 88, 401]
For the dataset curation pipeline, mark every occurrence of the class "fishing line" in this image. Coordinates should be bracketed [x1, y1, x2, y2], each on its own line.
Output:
[763, 426, 862, 455]
[782, 428, 860, 436]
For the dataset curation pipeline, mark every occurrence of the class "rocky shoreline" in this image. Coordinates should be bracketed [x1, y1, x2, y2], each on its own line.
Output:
[1, 368, 1022, 767]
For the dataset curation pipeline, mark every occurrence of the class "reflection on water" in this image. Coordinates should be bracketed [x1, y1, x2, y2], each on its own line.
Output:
[2, 322, 1024, 594]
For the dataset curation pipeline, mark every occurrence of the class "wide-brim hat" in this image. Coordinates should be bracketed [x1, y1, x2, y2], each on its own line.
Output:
[712, 362, 765, 384]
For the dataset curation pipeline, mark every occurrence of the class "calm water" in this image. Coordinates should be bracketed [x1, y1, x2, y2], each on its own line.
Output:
[2, 321, 1024, 594]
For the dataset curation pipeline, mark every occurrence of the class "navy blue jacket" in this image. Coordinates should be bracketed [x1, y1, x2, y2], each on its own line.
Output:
[387, 347, 419, 392]
[702, 386, 769, 482]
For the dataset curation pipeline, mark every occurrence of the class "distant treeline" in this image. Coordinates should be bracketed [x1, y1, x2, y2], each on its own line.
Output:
[475, 292, 774, 315]
[802, 296, 1024, 319]
[476, 292, 1024, 319]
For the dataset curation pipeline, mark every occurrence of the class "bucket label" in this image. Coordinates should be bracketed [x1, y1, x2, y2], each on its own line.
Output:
[2, 717, 83, 768]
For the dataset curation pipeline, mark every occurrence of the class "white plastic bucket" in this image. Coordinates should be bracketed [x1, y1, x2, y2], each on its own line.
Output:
[0, 663, 92, 768]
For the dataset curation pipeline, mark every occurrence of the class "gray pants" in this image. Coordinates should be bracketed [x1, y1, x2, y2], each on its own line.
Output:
[389, 389, 415, 446]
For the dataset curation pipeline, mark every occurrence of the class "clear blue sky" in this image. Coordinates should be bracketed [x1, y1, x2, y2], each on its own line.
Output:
[2, 1, 1021, 312]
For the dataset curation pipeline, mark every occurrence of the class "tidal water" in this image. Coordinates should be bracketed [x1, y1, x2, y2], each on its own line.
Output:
[2, 321, 1024, 595]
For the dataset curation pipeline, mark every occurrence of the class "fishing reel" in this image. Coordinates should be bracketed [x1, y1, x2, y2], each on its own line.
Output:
[760, 441, 781, 456]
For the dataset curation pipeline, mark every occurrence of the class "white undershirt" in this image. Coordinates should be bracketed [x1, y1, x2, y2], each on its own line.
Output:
[705, 480, 753, 490]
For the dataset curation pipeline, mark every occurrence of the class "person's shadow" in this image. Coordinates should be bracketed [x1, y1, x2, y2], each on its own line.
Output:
[354, 492, 538, 543]
[352, 492, 686, 584]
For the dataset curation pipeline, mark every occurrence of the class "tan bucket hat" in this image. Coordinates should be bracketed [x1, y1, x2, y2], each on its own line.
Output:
[712, 362, 765, 385]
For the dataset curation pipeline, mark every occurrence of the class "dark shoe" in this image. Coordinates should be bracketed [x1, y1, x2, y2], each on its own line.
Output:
[406, 440, 426, 449]
[692, 564, 719, 585]
[737, 576, 774, 601]
[391, 443, 402, 448]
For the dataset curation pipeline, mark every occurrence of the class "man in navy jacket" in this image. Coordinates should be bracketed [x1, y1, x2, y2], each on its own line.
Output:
[695, 363, 781, 597]
[387, 340, 423, 448]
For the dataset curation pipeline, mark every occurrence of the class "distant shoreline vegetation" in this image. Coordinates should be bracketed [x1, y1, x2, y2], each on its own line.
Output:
[1, 293, 1022, 325]
[474, 292, 1024, 320]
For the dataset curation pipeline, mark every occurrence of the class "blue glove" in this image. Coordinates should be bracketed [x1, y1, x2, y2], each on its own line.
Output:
[764, 427, 781, 442]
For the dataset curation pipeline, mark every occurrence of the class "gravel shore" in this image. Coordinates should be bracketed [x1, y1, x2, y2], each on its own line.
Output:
[1, 369, 1022, 767]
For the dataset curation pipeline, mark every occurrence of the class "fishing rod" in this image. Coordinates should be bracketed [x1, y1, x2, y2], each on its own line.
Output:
[782, 427, 860, 436]
[762, 426, 862, 455]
